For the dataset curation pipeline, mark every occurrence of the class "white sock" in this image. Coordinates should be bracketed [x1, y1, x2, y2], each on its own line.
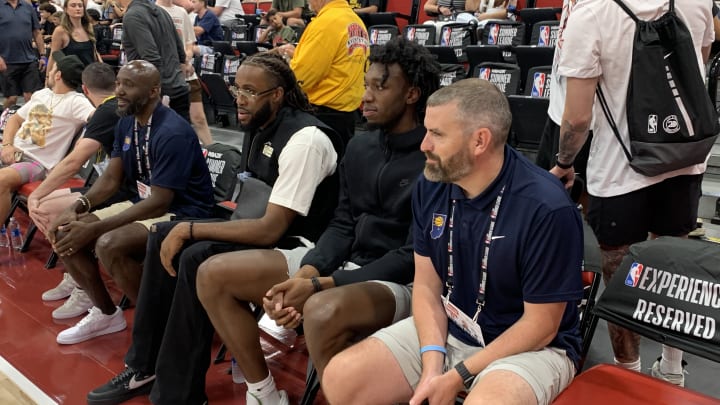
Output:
[614, 357, 641, 372]
[246, 373, 281, 403]
[660, 345, 684, 374]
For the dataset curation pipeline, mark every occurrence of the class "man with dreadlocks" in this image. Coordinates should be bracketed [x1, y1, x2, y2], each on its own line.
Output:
[196, 38, 440, 405]
[86, 52, 342, 405]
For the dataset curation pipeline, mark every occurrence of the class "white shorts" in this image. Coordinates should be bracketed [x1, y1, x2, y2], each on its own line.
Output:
[372, 317, 576, 405]
[278, 244, 412, 323]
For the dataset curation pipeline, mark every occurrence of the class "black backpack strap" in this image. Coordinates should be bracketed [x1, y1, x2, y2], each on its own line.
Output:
[596, 85, 632, 162]
[611, 0, 640, 22]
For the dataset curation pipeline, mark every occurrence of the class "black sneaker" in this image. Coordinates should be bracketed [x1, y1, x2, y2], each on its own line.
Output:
[87, 367, 155, 405]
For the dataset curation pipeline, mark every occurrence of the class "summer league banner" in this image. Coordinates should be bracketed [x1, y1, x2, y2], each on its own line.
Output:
[594, 237, 720, 362]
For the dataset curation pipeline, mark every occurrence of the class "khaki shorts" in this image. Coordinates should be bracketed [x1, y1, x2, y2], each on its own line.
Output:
[278, 244, 412, 323]
[91, 200, 175, 230]
[372, 317, 576, 405]
[188, 78, 203, 103]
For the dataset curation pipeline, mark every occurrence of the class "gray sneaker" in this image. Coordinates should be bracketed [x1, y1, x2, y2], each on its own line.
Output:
[42, 273, 78, 301]
[52, 287, 93, 319]
[650, 357, 687, 387]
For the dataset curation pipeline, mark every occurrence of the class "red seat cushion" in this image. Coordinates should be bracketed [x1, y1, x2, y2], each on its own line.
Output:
[17, 178, 86, 198]
[553, 364, 720, 405]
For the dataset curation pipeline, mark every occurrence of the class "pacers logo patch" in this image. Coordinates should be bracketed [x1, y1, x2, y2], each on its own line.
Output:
[430, 213, 447, 239]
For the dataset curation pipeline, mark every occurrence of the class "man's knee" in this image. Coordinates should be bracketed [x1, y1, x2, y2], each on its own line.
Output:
[304, 289, 346, 331]
[0, 167, 23, 193]
[323, 347, 357, 402]
[196, 255, 227, 303]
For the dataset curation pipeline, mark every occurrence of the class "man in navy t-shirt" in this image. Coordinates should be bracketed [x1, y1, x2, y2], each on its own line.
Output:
[323, 78, 585, 405]
[192, 0, 224, 48]
[48, 60, 214, 346]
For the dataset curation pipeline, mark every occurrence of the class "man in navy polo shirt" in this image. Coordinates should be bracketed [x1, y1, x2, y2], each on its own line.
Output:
[322, 78, 585, 405]
[0, 0, 45, 109]
[48, 60, 214, 346]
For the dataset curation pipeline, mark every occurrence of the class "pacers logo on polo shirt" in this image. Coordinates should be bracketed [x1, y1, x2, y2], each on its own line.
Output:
[430, 213, 447, 239]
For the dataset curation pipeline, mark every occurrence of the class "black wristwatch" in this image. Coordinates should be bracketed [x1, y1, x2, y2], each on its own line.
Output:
[555, 153, 574, 169]
[454, 361, 475, 389]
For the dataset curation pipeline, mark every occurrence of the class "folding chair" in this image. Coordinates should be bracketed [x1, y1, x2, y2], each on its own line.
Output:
[523, 65, 552, 97]
[465, 45, 504, 78]
[507, 94, 549, 158]
[439, 63, 468, 87]
[473, 62, 521, 95]
[578, 213, 602, 367]
[477, 20, 526, 46]
[554, 363, 720, 405]
[438, 22, 476, 63]
[201, 73, 237, 126]
[368, 24, 400, 46]
[528, 20, 560, 47]
[426, 45, 460, 64]
[556, 237, 720, 404]
[534, 0, 562, 8]
[222, 55, 243, 86]
[226, 20, 250, 49]
[517, 8, 560, 44]
[517, 7, 561, 25]
[235, 41, 265, 57]
[211, 40, 237, 56]
[358, 12, 398, 28]
[402, 24, 437, 46]
[385, 0, 414, 30]
[512, 45, 555, 92]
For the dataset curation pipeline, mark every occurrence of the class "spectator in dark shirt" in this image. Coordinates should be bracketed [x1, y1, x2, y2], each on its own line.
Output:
[348, 0, 379, 13]
[191, 0, 223, 54]
[39, 3, 57, 41]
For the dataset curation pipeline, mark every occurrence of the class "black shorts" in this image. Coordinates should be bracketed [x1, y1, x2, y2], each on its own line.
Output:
[0, 61, 43, 97]
[587, 174, 702, 247]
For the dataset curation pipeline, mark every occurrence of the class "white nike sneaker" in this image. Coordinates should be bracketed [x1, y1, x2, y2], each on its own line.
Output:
[246, 389, 289, 405]
[56, 306, 127, 345]
[52, 287, 93, 319]
[42, 273, 78, 301]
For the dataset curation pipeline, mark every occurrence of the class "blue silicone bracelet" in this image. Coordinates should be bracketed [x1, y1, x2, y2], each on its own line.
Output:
[419, 345, 447, 355]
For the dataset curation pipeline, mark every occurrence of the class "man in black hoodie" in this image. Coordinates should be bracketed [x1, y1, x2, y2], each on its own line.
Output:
[196, 38, 440, 405]
[117, 0, 191, 121]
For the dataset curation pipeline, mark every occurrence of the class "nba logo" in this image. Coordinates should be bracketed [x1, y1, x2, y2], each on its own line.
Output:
[406, 27, 416, 41]
[648, 114, 658, 134]
[370, 29, 379, 44]
[624, 262, 644, 287]
[488, 24, 499, 45]
[478, 67, 491, 81]
[441, 28, 452, 46]
[531, 72, 546, 97]
[538, 25, 550, 46]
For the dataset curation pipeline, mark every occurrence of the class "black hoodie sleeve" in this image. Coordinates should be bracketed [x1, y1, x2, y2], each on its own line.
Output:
[299, 158, 355, 274]
[123, 11, 162, 68]
[331, 228, 415, 286]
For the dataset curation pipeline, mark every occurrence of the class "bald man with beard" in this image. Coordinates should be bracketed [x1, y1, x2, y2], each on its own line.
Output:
[48, 60, 214, 346]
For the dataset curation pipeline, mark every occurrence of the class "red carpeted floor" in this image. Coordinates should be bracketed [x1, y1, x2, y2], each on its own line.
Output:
[0, 212, 323, 404]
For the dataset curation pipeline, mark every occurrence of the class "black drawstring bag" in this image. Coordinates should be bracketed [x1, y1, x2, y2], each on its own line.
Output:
[597, 0, 719, 177]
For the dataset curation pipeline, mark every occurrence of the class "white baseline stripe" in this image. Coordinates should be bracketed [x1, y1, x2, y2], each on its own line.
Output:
[0, 356, 57, 405]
